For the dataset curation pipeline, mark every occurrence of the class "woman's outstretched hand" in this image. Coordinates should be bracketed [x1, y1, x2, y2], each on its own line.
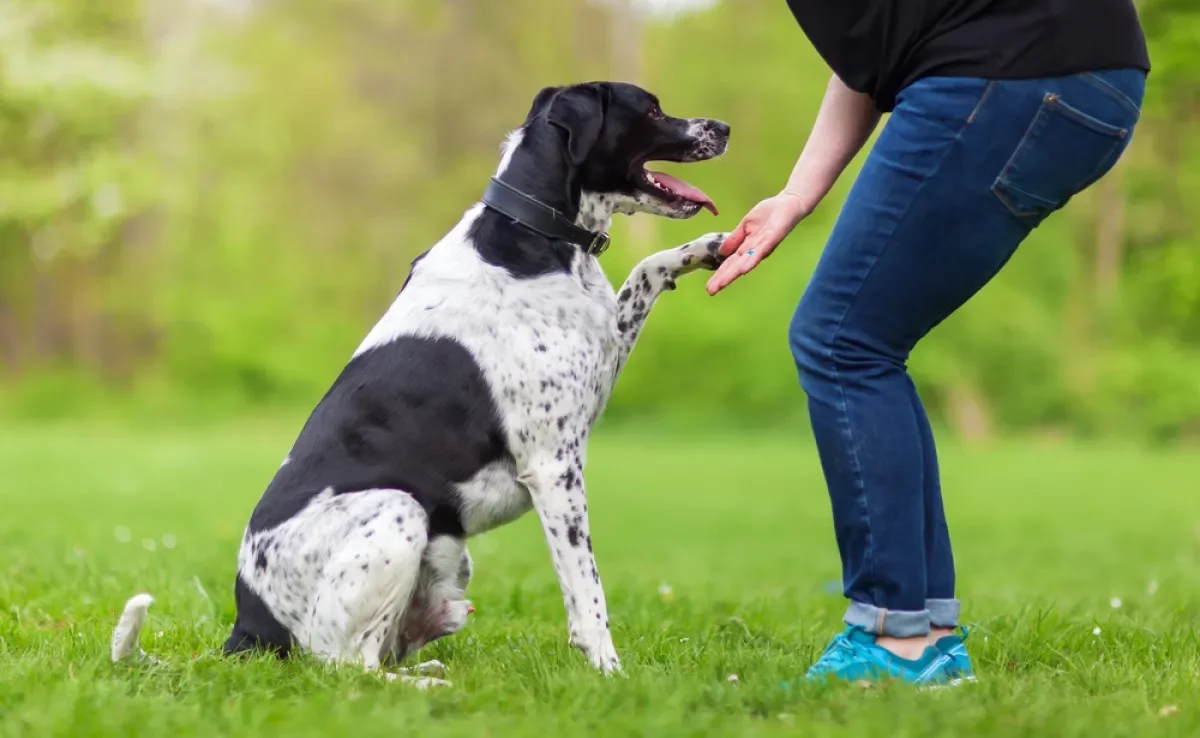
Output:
[705, 192, 808, 295]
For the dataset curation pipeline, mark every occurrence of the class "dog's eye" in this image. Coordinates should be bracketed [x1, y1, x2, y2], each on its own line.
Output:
[648, 106, 664, 120]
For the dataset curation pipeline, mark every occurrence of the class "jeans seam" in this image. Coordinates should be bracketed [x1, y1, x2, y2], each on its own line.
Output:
[1044, 94, 1129, 138]
[826, 358, 876, 605]
[993, 181, 1055, 217]
[1078, 71, 1142, 115]
[823, 82, 987, 613]
[966, 81, 995, 124]
[995, 94, 1052, 188]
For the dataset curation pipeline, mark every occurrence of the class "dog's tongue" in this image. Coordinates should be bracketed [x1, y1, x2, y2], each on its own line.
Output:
[647, 170, 718, 215]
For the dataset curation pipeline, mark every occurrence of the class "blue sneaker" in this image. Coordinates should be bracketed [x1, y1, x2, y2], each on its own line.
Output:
[933, 626, 978, 684]
[805, 625, 953, 685]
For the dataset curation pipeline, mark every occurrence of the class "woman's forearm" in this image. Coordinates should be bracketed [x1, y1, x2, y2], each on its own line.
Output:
[781, 74, 882, 215]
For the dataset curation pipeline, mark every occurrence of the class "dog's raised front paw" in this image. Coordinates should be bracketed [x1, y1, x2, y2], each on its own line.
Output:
[677, 232, 730, 272]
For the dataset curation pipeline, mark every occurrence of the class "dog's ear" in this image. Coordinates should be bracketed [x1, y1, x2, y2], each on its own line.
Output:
[525, 85, 563, 125]
[544, 85, 607, 167]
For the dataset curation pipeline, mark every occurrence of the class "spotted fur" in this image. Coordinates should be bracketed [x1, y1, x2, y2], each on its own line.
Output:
[109, 81, 730, 684]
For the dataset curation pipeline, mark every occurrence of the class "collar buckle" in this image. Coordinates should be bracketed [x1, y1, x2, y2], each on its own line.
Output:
[587, 232, 611, 257]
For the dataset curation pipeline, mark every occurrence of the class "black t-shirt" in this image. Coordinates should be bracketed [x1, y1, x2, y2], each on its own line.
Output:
[785, 0, 1151, 113]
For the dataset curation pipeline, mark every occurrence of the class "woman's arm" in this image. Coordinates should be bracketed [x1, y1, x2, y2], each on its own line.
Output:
[780, 73, 882, 215]
[705, 74, 881, 296]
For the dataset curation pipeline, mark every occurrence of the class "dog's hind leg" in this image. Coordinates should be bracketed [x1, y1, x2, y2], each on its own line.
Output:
[612, 231, 728, 376]
[301, 490, 443, 683]
[392, 536, 473, 669]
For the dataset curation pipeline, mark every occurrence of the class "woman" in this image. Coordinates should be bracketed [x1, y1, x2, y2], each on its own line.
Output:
[707, 0, 1150, 685]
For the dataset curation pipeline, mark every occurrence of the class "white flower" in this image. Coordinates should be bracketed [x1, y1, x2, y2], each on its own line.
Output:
[726, 673, 739, 683]
[142, 538, 157, 552]
[1093, 626, 1102, 636]
[1147, 580, 1159, 596]
[658, 583, 674, 600]
[114, 526, 131, 543]
[1109, 597, 1122, 609]
[162, 534, 176, 550]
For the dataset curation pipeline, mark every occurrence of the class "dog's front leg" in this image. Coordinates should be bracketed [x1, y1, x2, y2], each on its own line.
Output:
[613, 231, 728, 377]
[520, 453, 619, 674]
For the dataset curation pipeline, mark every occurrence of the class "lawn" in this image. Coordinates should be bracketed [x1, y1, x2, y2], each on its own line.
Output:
[1, 421, 1198, 736]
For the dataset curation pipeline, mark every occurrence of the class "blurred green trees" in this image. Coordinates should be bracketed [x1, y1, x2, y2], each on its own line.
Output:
[1, 0, 1198, 441]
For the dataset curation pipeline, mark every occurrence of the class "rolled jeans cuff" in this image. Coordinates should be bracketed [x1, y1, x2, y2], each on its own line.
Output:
[927, 598, 961, 629]
[844, 601, 930, 638]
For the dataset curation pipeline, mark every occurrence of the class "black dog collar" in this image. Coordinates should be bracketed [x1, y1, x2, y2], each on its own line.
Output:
[481, 177, 611, 257]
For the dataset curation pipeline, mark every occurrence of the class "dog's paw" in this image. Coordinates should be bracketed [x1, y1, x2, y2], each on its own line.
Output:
[384, 672, 453, 689]
[570, 630, 622, 675]
[592, 644, 622, 676]
[400, 598, 473, 653]
[441, 599, 473, 635]
[676, 232, 730, 273]
[398, 659, 448, 679]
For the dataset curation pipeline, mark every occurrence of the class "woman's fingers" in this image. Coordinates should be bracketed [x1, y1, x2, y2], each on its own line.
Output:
[706, 229, 774, 295]
[719, 219, 749, 256]
[708, 195, 803, 295]
[705, 256, 733, 295]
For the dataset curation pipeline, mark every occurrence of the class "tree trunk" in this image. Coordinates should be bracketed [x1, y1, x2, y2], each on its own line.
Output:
[946, 381, 993, 444]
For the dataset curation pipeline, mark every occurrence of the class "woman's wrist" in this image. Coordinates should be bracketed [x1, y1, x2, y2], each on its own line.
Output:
[774, 75, 878, 225]
[778, 188, 816, 222]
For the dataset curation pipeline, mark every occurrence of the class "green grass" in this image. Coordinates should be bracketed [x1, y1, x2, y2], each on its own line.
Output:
[2, 422, 1199, 736]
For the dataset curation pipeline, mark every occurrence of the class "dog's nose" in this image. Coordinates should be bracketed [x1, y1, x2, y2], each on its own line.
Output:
[711, 120, 731, 138]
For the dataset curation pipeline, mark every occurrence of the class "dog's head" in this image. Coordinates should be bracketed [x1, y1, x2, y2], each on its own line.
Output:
[512, 81, 730, 225]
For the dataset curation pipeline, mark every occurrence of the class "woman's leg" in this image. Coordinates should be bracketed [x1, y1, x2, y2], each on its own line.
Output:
[789, 69, 1145, 680]
[911, 376, 957, 638]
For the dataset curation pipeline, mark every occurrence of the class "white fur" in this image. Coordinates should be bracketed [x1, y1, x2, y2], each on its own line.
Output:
[238, 488, 428, 664]
[111, 593, 154, 663]
[458, 458, 527, 535]
[496, 128, 524, 176]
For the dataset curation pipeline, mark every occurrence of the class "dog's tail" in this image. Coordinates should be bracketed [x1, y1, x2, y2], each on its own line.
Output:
[110, 593, 155, 663]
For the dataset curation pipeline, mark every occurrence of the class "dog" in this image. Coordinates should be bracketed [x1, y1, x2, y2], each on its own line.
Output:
[110, 81, 732, 687]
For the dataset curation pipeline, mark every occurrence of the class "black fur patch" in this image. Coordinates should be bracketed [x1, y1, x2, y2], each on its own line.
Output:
[246, 336, 512, 540]
[223, 575, 294, 658]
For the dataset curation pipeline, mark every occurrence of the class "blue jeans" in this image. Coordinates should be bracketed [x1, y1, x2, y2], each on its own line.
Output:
[790, 69, 1146, 637]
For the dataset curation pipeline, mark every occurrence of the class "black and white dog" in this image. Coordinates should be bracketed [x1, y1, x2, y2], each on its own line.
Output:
[111, 81, 731, 687]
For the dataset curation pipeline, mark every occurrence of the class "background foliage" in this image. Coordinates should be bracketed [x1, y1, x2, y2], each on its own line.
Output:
[1, 0, 1198, 442]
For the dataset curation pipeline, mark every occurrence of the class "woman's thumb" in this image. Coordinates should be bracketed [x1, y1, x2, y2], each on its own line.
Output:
[719, 219, 749, 256]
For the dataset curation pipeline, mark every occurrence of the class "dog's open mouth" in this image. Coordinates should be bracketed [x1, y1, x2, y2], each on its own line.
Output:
[640, 168, 718, 216]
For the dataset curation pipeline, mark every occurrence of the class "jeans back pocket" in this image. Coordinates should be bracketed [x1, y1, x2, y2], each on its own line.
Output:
[991, 91, 1135, 229]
